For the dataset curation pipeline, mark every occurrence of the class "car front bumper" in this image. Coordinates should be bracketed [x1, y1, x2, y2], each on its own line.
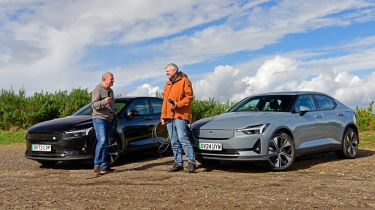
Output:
[193, 130, 269, 161]
[25, 132, 95, 161]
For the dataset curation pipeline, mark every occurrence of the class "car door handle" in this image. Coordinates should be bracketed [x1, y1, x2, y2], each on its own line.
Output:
[337, 112, 344, 117]
[144, 116, 153, 120]
[314, 115, 322, 118]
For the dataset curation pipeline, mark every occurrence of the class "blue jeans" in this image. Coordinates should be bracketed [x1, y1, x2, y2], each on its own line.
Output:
[166, 119, 195, 166]
[92, 118, 112, 169]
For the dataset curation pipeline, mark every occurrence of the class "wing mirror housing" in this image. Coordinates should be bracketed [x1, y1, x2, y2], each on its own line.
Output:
[298, 106, 310, 116]
[127, 110, 138, 119]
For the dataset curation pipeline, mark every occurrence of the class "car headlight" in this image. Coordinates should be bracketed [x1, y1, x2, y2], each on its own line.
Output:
[236, 124, 269, 135]
[64, 127, 93, 137]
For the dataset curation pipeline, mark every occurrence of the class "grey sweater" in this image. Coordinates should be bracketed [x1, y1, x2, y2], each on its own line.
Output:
[91, 83, 115, 121]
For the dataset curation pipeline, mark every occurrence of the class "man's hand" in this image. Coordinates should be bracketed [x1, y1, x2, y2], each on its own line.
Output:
[105, 97, 112, 104]
[161, 119, 166, 125]
[171, 103, 176, 111]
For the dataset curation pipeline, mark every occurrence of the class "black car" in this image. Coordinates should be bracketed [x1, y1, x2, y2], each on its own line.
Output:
[25, 97, 168, 166]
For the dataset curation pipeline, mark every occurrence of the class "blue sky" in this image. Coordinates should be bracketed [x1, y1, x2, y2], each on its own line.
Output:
[0, 0, 375, 108]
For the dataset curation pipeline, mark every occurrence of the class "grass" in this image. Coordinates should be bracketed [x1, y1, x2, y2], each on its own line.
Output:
[0, 130, 26, 145]
[359, 130, 375, 150]
[0, 129, 374, 149]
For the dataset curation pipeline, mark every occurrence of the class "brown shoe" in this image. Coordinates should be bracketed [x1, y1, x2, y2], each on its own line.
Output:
[93, 166, 100, 174]
[186, 162, 196, 173]
[168, 164, 183, 172]
[100, 167, 114, 175]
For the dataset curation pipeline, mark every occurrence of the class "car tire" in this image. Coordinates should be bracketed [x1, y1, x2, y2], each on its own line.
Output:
[267, 132, 295, 171]
[108, 136, 122, 166]
[37, 160, 58, 167]
[336, 127, 358, 159]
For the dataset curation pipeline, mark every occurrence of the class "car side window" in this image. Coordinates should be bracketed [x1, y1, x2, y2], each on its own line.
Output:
[127, 99, 150, 115]
[294, 95, 316, 112]
[149, 98, 163, 114]
[315, 95, 336, 110]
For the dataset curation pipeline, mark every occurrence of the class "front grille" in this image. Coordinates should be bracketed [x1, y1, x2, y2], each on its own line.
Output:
[27, 133, 63, 141]
[193, 129, 234, 140]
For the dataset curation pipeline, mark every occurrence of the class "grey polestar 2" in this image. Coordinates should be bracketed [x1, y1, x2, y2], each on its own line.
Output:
[191, 91, 359, 171]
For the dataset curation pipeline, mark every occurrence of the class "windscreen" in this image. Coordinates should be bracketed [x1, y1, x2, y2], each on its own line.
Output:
[229, 95, 297, 112]
[73, 100, 128, 116]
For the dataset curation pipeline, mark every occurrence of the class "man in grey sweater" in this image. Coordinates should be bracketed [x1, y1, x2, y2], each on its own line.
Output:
[91, 72, 115, 175]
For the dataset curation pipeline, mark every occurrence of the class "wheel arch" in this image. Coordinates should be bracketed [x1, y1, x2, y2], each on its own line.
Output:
[271, 126, 294, 142]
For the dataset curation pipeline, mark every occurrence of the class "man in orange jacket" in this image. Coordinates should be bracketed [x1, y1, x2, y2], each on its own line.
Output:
[161, 63, 196, 173]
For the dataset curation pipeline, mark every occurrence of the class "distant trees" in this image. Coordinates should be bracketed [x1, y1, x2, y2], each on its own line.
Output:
[0, 88, 374, 132]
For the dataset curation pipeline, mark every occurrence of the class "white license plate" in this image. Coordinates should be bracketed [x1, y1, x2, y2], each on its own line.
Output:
[199, 143, 222, 151]
[32, 144, 52, 152]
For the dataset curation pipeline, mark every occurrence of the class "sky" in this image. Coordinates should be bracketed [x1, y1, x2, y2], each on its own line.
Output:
[0, 0, 375, 108]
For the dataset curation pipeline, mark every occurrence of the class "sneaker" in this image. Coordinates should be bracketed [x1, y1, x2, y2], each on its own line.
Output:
[168, 164, 183, 172]
[93, 166, 100, 174]
[186, 162, 196, 173]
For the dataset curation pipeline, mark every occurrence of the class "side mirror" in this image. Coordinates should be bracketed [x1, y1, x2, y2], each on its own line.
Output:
[127, 110, 138, 118]
[298, 106, 310, 116]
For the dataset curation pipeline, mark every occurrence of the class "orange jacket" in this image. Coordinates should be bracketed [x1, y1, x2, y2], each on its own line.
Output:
[161, 72, 193, 122]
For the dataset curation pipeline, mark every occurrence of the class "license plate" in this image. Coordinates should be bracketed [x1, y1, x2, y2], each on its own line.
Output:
[32, 144, 52, 152]
[199, 143, 222, 151]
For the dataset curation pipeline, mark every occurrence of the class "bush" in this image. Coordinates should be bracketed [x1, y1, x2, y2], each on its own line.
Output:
[0, 88, 90, 130]
[356, 102, 375, 131]
[192, 98, 235, 122]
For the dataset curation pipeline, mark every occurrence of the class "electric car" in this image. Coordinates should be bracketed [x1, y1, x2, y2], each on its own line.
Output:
[25, 97, 168, 167]
[191, 91, 359, 171]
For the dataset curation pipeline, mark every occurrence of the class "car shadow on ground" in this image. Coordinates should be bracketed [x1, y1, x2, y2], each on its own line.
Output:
[41, 150, 173, 171]
[290, 149, 374, 171]
[197, 149, 375, 173]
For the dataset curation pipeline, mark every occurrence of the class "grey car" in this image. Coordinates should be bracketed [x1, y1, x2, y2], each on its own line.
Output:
[191, 91, 359, 171]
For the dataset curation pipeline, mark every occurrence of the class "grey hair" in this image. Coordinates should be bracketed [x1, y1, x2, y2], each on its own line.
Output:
[102, 72, 113, 81]
[165, 63, 179, 72]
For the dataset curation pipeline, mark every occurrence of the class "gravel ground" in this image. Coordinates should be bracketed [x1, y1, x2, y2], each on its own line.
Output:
[0, 144, 375, 209]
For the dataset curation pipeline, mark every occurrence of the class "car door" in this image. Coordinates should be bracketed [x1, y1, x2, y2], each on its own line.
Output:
[292, 94, 323, 151]
[121, 98, 155, 150]
[149, 97, 168, 140]
[314, 94, 342, 145]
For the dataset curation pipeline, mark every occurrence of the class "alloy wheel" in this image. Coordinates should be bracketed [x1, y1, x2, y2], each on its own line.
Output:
[108, 136, 121, 165]
[343, 128, 358, 158]
[267, 133, 295, 171]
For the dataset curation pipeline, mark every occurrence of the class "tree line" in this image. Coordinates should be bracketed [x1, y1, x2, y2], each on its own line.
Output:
[0, 88, 374, 131]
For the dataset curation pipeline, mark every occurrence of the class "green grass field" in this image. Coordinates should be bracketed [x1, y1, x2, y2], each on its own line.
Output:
[359, 131, 375, 150]
[0, 130, 374, 150]
[0, 130, 26, 145]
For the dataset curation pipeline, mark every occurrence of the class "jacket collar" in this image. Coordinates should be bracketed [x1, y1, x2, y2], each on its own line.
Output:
[169, 71, 185, 85]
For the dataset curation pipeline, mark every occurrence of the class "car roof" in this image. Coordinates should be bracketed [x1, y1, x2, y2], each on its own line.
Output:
[251, 91, 329, 96]
[114, 96, 162, 101]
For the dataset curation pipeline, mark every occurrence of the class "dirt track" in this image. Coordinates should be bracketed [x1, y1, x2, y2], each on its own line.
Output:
[0, 144, 375, 209]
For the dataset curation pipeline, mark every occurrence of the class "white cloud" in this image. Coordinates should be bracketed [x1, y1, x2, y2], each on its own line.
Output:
[0, 0, 374, 101]
[126, 83, 160, 97]
[192, 55, 375, 108]
[194, 65, 243, 101]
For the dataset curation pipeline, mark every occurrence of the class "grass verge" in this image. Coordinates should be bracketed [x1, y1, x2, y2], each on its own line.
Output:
[0, 130, 26, 145]
[0, 130, 374, 149]
[359, 131, 375, 150]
